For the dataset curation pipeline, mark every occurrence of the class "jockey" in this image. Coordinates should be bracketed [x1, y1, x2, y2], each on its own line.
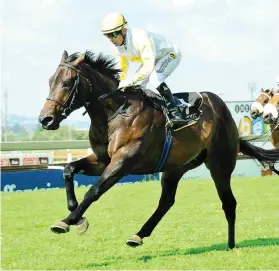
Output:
[101, 12, 187, 127]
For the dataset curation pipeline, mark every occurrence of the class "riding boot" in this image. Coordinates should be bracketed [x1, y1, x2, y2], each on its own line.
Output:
[156, 82, 188, 127]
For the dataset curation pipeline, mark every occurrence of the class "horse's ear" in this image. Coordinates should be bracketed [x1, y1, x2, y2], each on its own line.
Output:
[60, 50, 68, 63]
[72, 54, 85, 67]
[268, 89, 274, 95]
[260, 88, 264, 92]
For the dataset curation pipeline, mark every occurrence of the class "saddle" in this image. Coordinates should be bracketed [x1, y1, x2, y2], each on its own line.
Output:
[141, 89, 203, 130]
[113, 86, 203, 131]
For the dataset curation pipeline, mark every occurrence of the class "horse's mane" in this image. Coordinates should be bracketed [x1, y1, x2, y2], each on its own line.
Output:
[65, 51, 147, 96]
[261, 88, 276, 94]
[65, 51, 121, 82]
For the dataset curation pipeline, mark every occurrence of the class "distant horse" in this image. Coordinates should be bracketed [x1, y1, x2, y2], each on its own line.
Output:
[38, 50, 279, 249]
[250, 89, 279, 174]
[251, 88, 279, 148]
[250, 88, 274, 119]
[262, 88, 279, 131]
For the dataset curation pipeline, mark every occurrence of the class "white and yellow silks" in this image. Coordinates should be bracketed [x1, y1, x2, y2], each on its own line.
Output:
[113, 28, 181, 89]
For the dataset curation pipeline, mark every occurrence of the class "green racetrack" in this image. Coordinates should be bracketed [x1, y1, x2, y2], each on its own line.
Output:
[2, 176, 278, 270]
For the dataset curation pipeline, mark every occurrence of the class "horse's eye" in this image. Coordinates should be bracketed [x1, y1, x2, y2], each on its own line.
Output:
[63, 81, 71, 87]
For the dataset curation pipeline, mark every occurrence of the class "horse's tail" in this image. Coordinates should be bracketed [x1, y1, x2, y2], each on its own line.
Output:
[270, 164, 279, 175]
[239, 139, 279, 175]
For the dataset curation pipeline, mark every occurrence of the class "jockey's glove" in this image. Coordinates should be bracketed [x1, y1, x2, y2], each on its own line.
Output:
[118, 79, 134, 91]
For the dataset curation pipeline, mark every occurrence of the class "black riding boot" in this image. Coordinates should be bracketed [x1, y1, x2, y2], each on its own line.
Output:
[157, 82, 188, 127]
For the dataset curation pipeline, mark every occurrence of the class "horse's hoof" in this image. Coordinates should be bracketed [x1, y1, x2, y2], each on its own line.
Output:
[75, 217, 89, 235]
[50, 221, 70, 234]
[126, 235, 143, 247]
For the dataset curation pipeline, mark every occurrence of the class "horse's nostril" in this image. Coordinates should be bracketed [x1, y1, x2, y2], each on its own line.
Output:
[263, 114, 270, 120]
[250, 111, 258, 119]
[41, 116, 54, 126]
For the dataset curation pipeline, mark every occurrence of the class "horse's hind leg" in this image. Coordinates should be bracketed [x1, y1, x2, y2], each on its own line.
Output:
[213, 173, 236, 249]
[126, 168, 184, 247]
[205, 151, 237, 249]
[126, 155, 205, 247]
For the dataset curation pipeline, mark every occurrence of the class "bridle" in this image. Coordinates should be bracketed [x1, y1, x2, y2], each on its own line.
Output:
[256, 92, 272, 104]
[261, 92, 272, 100]
[46, 63, 92, 118]
[46, 61, 130, 127]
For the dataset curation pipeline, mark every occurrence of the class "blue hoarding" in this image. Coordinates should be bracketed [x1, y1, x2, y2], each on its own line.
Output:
[1, 169, 160, 192]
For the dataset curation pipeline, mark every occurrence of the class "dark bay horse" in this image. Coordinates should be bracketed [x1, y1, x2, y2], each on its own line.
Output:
[38, 50, 279, 249]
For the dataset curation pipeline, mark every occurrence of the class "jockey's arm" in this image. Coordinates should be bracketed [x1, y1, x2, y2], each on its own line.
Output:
[132, 35, 156, 86]
[117, 55, 129, 81]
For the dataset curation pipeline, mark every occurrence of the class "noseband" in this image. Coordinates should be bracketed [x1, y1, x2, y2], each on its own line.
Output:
[46, 63, 92, 118]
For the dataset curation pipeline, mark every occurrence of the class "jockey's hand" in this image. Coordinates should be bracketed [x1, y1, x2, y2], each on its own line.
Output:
[118, 79, 133, 91]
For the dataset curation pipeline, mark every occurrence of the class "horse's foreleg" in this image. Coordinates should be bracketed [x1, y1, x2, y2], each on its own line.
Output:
[58, 145, 139, 230]
[63, 154, 107, 212]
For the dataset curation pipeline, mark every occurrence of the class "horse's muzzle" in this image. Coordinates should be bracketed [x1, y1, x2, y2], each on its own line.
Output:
[250, 110, 259, 119]
[38, 114, 59, 130]
[262, 113, 276, 125]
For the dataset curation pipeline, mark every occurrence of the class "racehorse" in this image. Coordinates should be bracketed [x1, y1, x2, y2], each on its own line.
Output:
[262, 88, 279, 134]
[250, 88, 279, 174]
[251, 88, 279, 148]
[250, 88, 274, 120]
[38, 50, 279, 249]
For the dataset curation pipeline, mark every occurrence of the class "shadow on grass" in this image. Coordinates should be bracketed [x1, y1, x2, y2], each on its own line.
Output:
[83, 238, 279, 267]
[138, 237, 279, 260]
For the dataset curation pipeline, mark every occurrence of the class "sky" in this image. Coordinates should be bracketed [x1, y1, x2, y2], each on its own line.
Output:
[1, 0, 279, 121]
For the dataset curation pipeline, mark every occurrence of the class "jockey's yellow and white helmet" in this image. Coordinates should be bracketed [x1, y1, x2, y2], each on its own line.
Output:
[101, 13, 128, 34]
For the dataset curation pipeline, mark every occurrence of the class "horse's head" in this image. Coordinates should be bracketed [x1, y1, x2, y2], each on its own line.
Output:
[38, 50, 94, 130]
[250, 88, 273, 119]
[262, 89, 279, 125]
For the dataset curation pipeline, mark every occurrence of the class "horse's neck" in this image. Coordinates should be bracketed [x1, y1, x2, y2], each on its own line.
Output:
[87, 100, 107, 124]
[85, 71, 124, 125]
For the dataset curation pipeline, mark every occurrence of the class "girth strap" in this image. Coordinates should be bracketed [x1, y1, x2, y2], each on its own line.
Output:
[154, 130, 173, 172]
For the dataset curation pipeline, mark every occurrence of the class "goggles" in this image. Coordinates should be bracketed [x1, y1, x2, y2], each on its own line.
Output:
[104, 31, 121, 39]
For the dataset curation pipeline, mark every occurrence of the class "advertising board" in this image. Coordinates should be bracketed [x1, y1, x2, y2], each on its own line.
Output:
[226, 101, 269, 136]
